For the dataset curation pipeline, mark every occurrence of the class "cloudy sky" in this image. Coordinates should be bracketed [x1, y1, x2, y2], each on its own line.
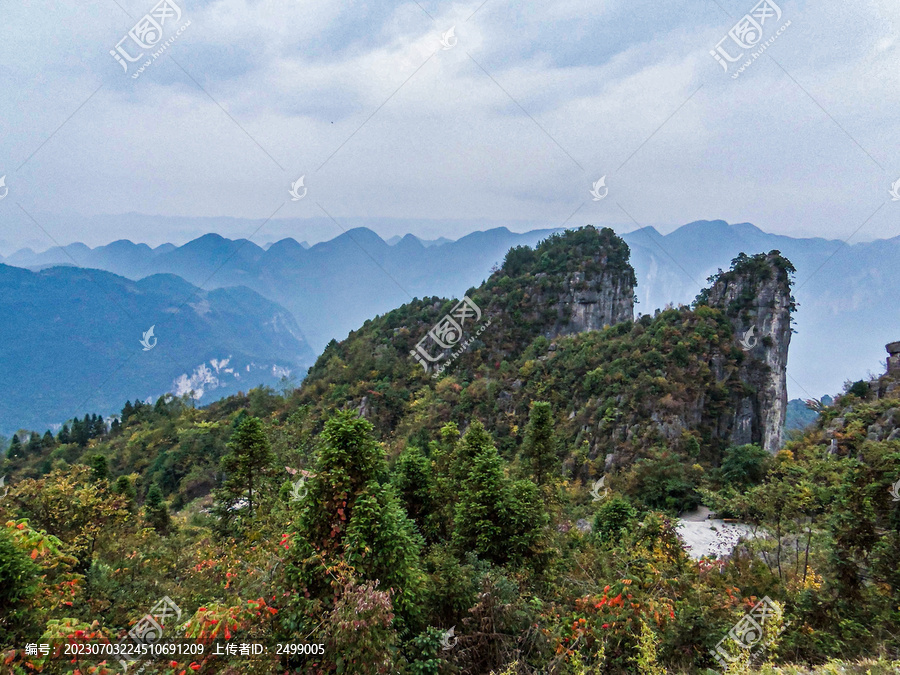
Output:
[1, 0, 898, 252]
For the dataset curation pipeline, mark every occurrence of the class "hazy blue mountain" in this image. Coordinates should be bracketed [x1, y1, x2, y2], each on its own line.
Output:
[6, 220, 899, 398]
[785, 396, 834, 431]
[5, 226, 559, 353]
[0, 264, 315, 435]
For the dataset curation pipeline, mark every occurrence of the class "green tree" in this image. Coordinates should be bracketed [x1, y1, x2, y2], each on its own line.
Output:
[215, 416, 274, 520]
[593, 496, 637, 543]
[144, 483, 170, 534]
[344, 480, 427, 633]
[89, 454, 109, 482]
[26, 433, 41, 455]
[391, 445, 433, 535]
[114, 475, 137, 510]
[452, 423, 546, 565]
[721, 443, 769, 488]
[7, 434, 22, 459]
[522, 401, 558, 485]
[0, 527, 41, 643]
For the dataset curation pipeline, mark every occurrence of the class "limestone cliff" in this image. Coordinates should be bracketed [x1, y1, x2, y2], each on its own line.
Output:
[700, 251, 795, 453]
[480, 225, 635, 344]
[546, 268, 634, 337]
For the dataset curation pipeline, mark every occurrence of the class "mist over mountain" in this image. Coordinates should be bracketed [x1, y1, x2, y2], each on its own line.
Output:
[4, 219, 898, 399]
[0, 264, 315, 435]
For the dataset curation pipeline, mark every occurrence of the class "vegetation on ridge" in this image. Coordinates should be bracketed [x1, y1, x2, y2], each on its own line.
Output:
[0, 234, 896, 674]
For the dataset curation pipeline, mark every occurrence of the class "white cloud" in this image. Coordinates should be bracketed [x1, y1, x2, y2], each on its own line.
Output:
[2, 0, 899, 248]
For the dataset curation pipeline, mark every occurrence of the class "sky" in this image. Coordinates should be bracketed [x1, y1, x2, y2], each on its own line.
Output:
[1, 0, 899, 253]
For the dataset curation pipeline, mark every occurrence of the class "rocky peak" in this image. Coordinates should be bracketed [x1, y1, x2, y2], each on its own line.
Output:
[700, 251, 795, 453]
[488, 225, 635, 340]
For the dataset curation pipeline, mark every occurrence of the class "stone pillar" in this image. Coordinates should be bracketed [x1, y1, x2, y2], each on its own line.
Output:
[886, 342, 900, 375]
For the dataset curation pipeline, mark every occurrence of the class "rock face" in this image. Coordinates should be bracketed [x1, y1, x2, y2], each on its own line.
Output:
[704, 252, 794, 453]
[549, 269, 634, 338]
[886, 342, 900, 376]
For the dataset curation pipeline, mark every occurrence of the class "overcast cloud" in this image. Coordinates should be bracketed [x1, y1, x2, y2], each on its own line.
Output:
[1, 0, 899, 251]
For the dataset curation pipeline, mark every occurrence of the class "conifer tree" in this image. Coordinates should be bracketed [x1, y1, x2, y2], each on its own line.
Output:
[215, 416, 274, 520]
[452, 422, 547, 565]
[391, 445, 433, 534]
[144, 484, 170, 534]
[522, 401, 558, 486]
[6, 434, 22, 459]
[90, 454, 109, 482]
[57, 425, 70, 444]
[25, 433, 41, 456]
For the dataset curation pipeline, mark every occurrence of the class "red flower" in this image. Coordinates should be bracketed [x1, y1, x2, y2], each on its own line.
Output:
[189, 663, 201, 671]
[602, 623, 610, 629]
[169, 660, 179, 668]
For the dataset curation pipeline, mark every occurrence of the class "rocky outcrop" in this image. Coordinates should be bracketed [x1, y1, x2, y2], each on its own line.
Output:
[703, 252, 794, 453]
[886, 342, 900, 376]
[548, 269, 634, 337]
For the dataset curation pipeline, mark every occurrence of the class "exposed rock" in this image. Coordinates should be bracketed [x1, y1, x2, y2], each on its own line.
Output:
[704, 252, 794, 453]
[547, 270, 634, 338]
[887, 341, 900, 375]
[357, 395, 370, 418]
[575, 518, 592, 534]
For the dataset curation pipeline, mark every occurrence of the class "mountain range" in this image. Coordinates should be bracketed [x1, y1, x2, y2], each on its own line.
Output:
[5, 219, 898, 399]
[2, 219, 898, 434]
[0, 264, 314, 435]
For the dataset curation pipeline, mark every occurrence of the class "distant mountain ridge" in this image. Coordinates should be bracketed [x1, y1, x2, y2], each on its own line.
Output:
[0, 264, 315, 435]
[3, 219, 899, 398]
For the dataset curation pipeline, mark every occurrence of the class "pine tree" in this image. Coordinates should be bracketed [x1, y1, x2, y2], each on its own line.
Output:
[90, 454, 109, 482]
[57, 425, 70, 444]
[25, 433, 41, 456]
[41, 431, 55, 449]
[452, 436, 507, 563]
[296, 411, 387, 553]
[114, 475, 137, 510]
[216, 416, 274, 520]
[144, 484, 170, 534]
[121, 400, 134, 424]
[522, 401, 558, 486]
[6, 434, 22, 459]
[452, 422, 547, 565]
[344, 481, 427, 633]
[92, 415, 105, 439]
[450, 420, 494, 488]
[391, 445, 433, 534]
